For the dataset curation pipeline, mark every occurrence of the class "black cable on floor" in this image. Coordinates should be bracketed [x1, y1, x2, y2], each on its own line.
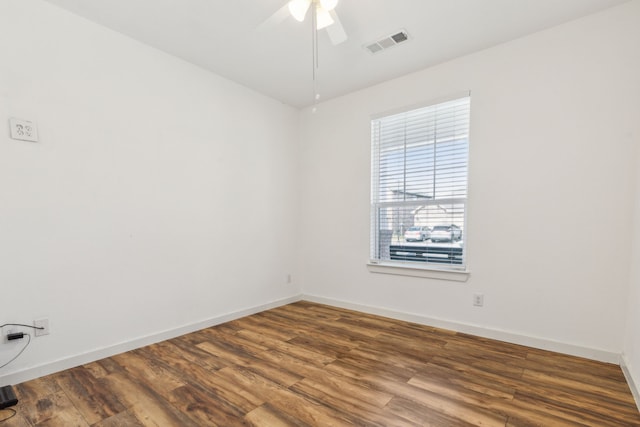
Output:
[0, 408, 16, 423]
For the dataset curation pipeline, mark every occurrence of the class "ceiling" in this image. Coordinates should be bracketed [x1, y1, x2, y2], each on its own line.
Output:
[42, 0, 628, 108]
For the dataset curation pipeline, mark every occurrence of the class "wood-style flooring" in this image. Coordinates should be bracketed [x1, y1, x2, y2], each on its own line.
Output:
[1, 301, 639, 426]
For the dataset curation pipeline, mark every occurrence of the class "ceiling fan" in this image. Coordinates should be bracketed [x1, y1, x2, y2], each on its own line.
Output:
[259, 0, 348, 45]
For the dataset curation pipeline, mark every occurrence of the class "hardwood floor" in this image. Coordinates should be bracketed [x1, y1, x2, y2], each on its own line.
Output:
[2, 301, 639, 426]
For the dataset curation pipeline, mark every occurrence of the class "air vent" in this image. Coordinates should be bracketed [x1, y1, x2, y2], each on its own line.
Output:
[365, 30, 410, 55]
[391, 31, 408, 43]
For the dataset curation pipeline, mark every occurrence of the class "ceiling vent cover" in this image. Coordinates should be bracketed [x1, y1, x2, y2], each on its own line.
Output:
[365, 30, 410, 54]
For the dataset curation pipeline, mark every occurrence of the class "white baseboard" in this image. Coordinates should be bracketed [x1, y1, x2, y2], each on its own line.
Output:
[1, 293, 625, 387]
[302, 294, 620, 364]
[0, 294, 302, 386]
[621, 354, 640, 412]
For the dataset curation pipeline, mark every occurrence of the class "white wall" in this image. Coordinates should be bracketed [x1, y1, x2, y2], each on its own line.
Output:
[625, 122, 640, 403]
[299, 1, 640, 362]
[1, 0, 639, 395]
[0, 0, 299, 383]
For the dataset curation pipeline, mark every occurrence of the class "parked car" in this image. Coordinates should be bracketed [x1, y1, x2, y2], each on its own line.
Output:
[430, 224, 462, 242]
[404, 226, 431, 242]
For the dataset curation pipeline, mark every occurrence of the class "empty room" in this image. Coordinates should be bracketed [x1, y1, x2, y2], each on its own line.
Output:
[1, 0, 640, 425]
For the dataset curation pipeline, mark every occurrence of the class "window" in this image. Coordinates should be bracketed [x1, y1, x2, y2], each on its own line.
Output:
[370, 95, 470, 271]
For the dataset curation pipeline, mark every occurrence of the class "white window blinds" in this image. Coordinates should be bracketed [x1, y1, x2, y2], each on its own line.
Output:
[371, 95, 470, 269]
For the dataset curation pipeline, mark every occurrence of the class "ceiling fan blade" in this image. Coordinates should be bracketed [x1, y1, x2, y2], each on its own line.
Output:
[326, 10, 347, 45]
[256, 3, 290, 32]
[288, 0, 311, 22]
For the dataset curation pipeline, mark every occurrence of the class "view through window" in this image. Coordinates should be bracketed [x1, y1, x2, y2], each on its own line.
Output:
[370, 95, 470, 270]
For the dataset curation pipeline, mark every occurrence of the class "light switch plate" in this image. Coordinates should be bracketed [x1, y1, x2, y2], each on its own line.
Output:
[9, 117, 38, 142]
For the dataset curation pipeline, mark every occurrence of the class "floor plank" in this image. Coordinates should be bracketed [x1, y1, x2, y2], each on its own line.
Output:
[5, 301, 640, 426]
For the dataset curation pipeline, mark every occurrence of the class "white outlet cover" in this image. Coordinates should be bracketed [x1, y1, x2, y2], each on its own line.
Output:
[34, 318, 50, 336]
[473, 294, 484, 307]
[9, 117, 39, 142]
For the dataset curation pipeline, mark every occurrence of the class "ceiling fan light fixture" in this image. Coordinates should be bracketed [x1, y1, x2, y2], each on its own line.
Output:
[315, 5, 334, 29]
[319, 0, 338, 11]
[288, 0, 311, 22]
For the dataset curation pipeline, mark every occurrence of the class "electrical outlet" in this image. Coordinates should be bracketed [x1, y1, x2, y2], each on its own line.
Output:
[34, 318, 50, 337]
[9, 118, 39, 142]
[473, 294, 484, 307]
[286, 274, 292, 284]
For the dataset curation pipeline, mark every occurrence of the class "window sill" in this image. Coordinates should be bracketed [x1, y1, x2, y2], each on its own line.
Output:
[367, 262, 470, 282]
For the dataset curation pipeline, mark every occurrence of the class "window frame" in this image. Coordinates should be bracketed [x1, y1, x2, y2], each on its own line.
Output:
[369, 93, 471, 277]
